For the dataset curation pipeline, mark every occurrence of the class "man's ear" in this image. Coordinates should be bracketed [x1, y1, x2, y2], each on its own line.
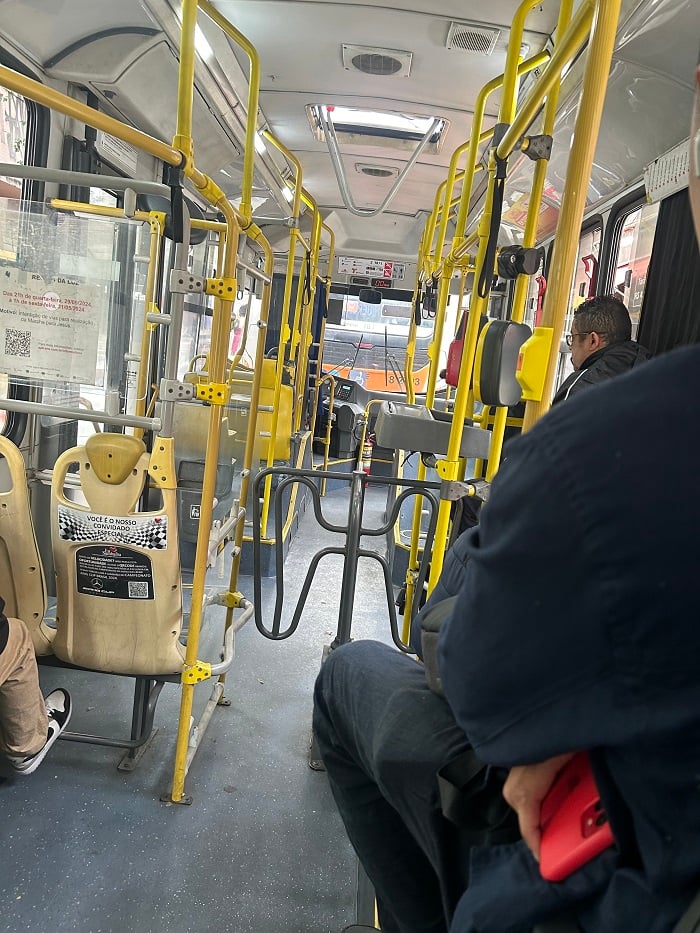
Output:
[589, 331, 606, 351]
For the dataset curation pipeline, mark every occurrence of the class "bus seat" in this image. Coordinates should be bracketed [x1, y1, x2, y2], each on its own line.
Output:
[474, 320, 532, 407]
[171, 399, 237, 546]
[374, 401, 491, 461]
[0, 436, 53, 655]
[50, 433, 186, 675]
[229, 359, 293, 461]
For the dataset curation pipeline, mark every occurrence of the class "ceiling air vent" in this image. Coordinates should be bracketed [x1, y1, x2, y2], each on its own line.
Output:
[446, 22, 501, 55]
[342, 44, 413, 78]
[355, 163, 399, 178]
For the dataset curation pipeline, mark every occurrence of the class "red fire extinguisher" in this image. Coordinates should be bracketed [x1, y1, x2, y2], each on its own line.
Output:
[360, 433, 374, 474]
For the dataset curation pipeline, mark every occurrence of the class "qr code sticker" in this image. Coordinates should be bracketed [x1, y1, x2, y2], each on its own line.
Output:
[5, 328, 31, 358]
[128, 581, 149, 599]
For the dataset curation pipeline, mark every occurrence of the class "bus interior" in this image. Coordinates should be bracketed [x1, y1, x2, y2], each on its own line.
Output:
[0, 0, 698, 930]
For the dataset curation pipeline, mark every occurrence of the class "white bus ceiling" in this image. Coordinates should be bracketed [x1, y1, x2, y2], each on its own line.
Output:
[0, 0, 695, 262]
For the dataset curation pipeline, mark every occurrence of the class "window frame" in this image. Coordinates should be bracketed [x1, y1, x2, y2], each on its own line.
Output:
[0, 50, 50, 443]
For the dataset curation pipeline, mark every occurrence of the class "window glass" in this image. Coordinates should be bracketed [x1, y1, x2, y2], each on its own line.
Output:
[0, 89, 27, 205]
[610, 201, 660, 338]
[323, 289, 434, 393]
[554, 224, 602, 392]
[0, 90, 29, 435]
[89, 188, 118, 209]
[177, 236, 217, 379]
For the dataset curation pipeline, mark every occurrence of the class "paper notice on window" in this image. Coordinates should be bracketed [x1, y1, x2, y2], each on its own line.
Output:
[0, 269, 103, 384]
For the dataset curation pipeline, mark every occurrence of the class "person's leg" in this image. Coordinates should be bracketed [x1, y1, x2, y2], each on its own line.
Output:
[0, 616, 71, 774]
[0, 616, 48, 757]
[313, 640, 474, 933]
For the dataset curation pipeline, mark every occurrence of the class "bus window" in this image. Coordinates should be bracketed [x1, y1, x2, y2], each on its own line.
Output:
[610, 201, 660, 337]
[554, 223, 602, 392]
[323, 287, 435, 393]
[89, 187, 118, 209]
[0, 89, 27, 204]
[0, 89, 30, 438]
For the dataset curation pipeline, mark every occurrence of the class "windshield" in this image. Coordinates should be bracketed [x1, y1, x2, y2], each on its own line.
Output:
[327, 291, 433, 337]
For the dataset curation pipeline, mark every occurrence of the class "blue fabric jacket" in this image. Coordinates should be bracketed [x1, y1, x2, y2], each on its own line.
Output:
[409, 530, 472, 654]
[552, 339, 650, 404]
[439, 345, 700, 932]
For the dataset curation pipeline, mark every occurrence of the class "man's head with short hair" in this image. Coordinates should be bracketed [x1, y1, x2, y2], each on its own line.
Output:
[569, 295, 632, 370]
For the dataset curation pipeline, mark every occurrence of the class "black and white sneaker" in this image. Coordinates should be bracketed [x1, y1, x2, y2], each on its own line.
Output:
[8, 688, 71, 775]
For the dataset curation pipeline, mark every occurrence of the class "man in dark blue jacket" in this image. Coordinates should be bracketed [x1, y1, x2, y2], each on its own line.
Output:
[551, 295, 649, 404]
[315, 331, 700, 933]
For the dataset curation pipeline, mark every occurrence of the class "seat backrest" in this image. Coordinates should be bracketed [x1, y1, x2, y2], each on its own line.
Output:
[0, 436, 52, 655]
[172, 398, 237, 473]
[51, 433, 185, 675]
[229, 359, 293, 461]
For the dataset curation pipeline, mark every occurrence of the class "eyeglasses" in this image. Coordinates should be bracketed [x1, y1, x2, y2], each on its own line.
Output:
[565, 331, 601, 347]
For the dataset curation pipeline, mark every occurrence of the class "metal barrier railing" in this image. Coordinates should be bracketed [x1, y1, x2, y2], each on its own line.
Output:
[252, 467, 440, 651]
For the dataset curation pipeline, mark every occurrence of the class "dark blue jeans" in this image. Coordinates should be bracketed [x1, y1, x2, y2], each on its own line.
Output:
[313, 642, 624, 933]
[313, 640, 479, 933]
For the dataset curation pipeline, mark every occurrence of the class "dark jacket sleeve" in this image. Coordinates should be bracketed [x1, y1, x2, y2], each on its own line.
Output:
[437, 419, 611, 765]
[409, 530, 472, 654]
[438, 353, 700, 767]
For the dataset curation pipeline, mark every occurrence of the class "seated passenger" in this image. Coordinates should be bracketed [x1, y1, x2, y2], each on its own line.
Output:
[552, 295, 649, 404]
[313, 75, 700, 933]
[0, 597, 71, 776]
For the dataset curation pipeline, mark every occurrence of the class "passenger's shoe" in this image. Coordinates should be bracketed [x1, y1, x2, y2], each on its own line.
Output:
[341, 927, 380, 932]
[8, 688, 71, 775]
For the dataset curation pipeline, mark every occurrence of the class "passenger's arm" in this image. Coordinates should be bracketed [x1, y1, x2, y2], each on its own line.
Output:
[410, 528, 473, 655]
[437, 402, 629, 767]
[502, 753, 575, 859]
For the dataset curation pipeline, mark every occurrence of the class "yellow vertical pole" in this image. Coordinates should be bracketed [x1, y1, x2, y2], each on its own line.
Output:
[133, 215, 165, 431]
[425, 0, 553, 585]
[293, 201, 322, 432]
[171, 205, 240, 805]
[484, 0, 574, 480]
[434, 54, 547, 266]
[228, 231, 274, 582]
[522, 0, 622, 431]
[259, 133, 305, 536]
[169, 0, 243, 804]
[198, 0, 261, 222]
[172, 0, 197, 161]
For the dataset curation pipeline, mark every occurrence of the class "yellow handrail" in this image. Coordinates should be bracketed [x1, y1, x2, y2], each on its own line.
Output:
[523, 0, 622, 430]
[198, 0, 260, 222]
[0, 66, 183, 167]
[428, 0, 569, 589]
[483, 0, 574, 480]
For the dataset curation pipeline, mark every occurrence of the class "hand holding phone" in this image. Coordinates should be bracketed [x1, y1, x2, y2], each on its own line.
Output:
[539, 752, 615, 882]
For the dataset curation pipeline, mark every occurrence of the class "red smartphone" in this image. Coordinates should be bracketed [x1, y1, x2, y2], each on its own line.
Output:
[539, 752, 615, 882]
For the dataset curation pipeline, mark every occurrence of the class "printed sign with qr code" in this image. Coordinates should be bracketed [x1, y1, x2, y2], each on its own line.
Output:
[0, 269, 104, 384]
[75, 545, 154, 600]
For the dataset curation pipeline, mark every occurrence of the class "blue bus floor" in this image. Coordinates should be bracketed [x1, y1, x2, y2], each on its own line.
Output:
[0, 484, 397, 933]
